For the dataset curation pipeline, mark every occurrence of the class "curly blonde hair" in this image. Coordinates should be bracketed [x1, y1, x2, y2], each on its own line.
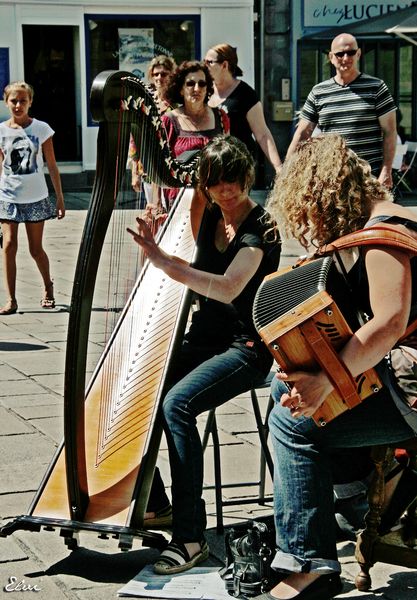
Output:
[266, 135, 392, 249]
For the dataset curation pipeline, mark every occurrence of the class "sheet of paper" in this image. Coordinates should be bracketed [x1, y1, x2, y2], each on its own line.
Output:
[118, 564, 231, 599]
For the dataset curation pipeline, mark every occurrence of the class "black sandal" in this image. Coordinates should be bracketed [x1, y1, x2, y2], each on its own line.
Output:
[154, 539, 209, 574]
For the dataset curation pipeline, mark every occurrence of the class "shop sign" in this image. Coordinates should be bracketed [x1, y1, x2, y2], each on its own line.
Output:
[304, 0, 413, 27]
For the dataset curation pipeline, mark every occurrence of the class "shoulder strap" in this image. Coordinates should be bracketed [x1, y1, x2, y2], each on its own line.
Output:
[320, 224, 417, 256]
[321, 224, 417, 341]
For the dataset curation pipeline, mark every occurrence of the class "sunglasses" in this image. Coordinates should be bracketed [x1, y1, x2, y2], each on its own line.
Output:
[185, 79, 207, 88]
[333, 49, 358, 58]
[153, 72, 169, 78]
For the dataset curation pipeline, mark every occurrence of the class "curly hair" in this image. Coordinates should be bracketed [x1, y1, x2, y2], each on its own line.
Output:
[266, 135, 392, 249]
[197, 135, 255, 192]
[165, 60, 214, 105]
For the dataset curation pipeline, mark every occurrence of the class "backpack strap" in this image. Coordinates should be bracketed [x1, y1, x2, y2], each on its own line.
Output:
[320, 224, 417, 341]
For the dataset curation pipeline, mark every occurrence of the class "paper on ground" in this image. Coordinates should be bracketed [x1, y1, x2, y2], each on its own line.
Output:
[118, 564, 231, 599]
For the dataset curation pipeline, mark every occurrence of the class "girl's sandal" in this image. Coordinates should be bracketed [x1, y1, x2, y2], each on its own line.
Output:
[153, 539, 209, 574]
[0, 299, 18, 315]
[41, 282, 55, 309]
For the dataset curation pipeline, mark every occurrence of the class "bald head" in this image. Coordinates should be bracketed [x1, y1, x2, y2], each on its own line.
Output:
[329, 33, 361, 82]
[331, 33, 358, 51]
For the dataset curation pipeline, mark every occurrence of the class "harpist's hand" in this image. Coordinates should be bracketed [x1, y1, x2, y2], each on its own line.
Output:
[276, 370, 333, 418]
[127, 217, 169, 269]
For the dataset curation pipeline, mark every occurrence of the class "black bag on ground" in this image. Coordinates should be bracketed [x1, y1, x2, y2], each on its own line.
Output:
[220, 518, 278, 597]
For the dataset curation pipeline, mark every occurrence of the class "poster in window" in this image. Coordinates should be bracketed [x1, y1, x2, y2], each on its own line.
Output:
[118, 28, 154, 80]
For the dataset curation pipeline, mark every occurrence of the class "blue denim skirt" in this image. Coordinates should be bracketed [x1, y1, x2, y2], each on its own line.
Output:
[0, 197, 56, 223]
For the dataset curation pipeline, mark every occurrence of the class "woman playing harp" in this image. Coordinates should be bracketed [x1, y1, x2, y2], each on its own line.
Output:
[255, 134, 417, 600]
[128, 135, 280, 574]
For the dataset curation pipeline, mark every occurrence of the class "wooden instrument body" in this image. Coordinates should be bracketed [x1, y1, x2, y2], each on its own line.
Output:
[253, 256, 382, 426]
[0, 72, 200, 548]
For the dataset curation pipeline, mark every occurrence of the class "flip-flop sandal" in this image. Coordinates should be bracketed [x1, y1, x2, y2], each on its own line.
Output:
[154, 539, 209, 574]
[40, 297, 55, 309]
[41, 282, 55, 309]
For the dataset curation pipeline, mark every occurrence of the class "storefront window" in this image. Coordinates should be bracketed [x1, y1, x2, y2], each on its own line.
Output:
[85, 14, 200, 124]
[399, 45, 413, 140]
[299, 47, 332, 107]
[378, 43, 395, 95]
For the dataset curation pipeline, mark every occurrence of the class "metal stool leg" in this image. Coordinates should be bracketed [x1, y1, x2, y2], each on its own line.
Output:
[250, 391, 274, 502]
[202, 409, 224, 533]
[202, 377, 274, 533]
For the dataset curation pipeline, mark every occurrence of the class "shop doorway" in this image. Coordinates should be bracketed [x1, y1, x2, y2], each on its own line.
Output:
[22, 25, 81, 163]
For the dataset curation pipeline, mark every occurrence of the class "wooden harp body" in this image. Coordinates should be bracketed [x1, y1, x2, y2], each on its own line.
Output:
[253, 256, 382, 426]
[1, 72, 200, 549]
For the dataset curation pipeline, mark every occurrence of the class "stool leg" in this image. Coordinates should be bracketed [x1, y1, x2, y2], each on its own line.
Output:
[250, 389, 274, 503]
[202, 409, 216, 452]
[355, 446, 391, 591]
[202, 409, 224, 534]
[210, 414, 224, 534]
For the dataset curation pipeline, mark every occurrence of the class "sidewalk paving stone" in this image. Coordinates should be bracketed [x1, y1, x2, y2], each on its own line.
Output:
[0, 196, 417, 598]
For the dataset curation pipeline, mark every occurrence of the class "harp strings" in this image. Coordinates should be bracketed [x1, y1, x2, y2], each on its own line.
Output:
[92, 75, 185, 465]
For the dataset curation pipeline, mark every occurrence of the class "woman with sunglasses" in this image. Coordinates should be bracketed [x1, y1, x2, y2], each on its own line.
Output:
[129, 55, 176, 195]
[160, 60, 229, 209]
[204, 43, 282, 175]
[147, 54, 176, 114]
[128, 135, 280, 575]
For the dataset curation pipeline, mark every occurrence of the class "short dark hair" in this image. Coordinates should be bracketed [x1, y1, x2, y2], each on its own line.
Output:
[197, 135, 255, 192]
[165, 60, 214, 105]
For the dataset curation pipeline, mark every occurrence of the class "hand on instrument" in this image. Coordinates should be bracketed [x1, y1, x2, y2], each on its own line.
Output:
[127, 217, 169, 269]
[276, 370, 333, 418]
[144, 202, 168, 235]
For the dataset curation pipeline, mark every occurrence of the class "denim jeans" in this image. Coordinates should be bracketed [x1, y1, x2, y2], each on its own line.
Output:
[161, 340, 271, 542]
[269, 377, 415, 574]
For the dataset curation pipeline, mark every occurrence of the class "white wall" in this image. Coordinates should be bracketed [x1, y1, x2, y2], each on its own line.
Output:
[201, 7, 255, 86]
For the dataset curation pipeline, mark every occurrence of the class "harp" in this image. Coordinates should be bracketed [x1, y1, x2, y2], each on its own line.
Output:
[253, 255, 382, 426]
[0, 71, 200, 550]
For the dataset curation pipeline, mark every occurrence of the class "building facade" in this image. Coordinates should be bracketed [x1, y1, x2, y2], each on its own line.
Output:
[1, 0, 416, 184]
[0, 0, 256, 171]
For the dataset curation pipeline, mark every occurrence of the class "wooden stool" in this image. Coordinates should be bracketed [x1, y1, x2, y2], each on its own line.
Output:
[355, 439, 417, 591]
[202, 373, 275, 533]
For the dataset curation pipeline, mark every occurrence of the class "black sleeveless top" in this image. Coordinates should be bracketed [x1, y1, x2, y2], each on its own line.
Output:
[347, 215, 417, 327]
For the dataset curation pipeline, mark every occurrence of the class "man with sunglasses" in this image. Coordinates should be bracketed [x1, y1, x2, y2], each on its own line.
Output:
[286, 33, 397, 189]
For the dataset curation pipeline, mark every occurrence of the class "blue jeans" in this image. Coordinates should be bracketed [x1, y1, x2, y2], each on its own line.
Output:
[269, 377, 415, 574]
[162, 340, 271, 542]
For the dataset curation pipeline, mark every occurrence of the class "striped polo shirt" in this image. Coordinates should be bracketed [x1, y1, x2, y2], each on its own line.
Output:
[301, 73, 396, 174]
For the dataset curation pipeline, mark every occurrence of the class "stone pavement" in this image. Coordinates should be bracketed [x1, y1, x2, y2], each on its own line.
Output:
[0, 192, 417, 598]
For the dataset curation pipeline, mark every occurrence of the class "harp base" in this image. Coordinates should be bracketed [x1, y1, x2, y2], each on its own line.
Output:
[0, 515, 168, 551]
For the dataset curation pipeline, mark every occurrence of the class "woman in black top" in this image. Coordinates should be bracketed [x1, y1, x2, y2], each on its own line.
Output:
[128, 135, 280, 574]
[257, 134, 417, 600]
[205, 43, 282, 174]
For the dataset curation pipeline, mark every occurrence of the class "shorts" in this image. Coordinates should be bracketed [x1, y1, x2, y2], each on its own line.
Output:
[0, 197, 57, 223]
